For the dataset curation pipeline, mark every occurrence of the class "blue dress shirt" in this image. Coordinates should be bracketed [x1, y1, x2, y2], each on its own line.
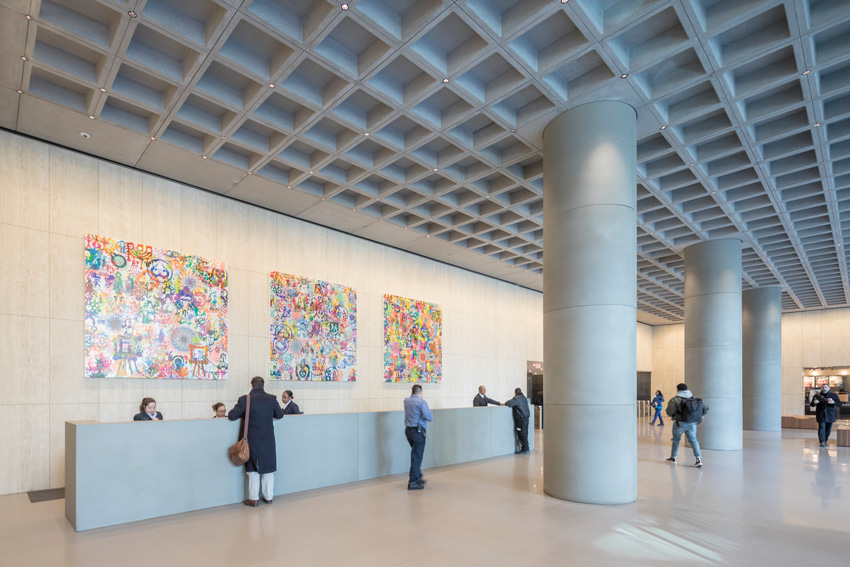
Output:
[404, 395, 433, 429]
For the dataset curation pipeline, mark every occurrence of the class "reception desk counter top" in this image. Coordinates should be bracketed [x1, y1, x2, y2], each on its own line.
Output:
[66, 406, 531, 531]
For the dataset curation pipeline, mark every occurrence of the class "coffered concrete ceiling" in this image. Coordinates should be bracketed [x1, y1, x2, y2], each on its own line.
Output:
[2, 0, 850, 326]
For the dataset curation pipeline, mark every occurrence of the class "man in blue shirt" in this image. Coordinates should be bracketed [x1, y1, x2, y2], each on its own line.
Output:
[404, 384, 433, 490]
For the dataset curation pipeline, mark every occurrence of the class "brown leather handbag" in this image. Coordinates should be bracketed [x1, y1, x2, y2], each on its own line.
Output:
[228, 393, 251, 466]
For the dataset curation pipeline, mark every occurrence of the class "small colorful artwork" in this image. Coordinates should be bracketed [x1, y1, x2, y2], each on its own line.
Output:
[84, 234, 228, 379]
[269, 272, 357, 381]
[383, 295, 442, 383]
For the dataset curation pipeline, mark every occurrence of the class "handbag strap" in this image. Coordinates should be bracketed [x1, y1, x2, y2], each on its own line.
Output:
[242, 392, 251, 441]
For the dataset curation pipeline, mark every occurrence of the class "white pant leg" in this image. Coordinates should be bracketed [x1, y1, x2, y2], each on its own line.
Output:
[261, 473, 274, 501]
[246, 471, 260, 500]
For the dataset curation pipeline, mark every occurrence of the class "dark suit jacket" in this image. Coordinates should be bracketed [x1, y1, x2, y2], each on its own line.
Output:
[473, 393, 501, 407]
[133, 411, 163, 421]
[228, 387, 284, 473]
[282, 401, 302, 415]
[811, 392, 843, 423]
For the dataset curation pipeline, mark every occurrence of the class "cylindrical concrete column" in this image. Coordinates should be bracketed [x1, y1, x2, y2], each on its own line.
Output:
[543, 101, 637, 504]
[684, 239, 743, 450]
[742, 287, 782, 431]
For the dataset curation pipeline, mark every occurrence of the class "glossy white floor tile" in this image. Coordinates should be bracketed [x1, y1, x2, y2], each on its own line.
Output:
[1, 424, 848, 566]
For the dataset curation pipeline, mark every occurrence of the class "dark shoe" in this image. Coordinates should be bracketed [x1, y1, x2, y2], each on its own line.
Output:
[520, 450, 529, 454]
[408, 482, 424, 490]
[695, 458, 703, 468]
[243, 499, 259, 507]
[666, 457, 676, 464]
[262, 498, 273, 504]
[657, 423, 664, 426]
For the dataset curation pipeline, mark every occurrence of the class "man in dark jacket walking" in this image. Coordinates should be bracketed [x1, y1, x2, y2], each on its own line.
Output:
[666, 383, 709, 467]
[811, 384, 843, 446]
[506, 388, 530, 454]
[229, 376, 284, 506]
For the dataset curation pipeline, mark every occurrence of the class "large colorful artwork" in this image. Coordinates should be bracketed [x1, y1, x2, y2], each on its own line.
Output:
[269, 272, 357, 381]
[383, 295, 442, 383]
[84, 234, 228, 379]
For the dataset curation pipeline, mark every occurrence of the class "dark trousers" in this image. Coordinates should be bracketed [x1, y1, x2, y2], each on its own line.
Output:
[515, 417, 529, 452]
[818, 421, 834, 443]
[405, 426, 426, 484]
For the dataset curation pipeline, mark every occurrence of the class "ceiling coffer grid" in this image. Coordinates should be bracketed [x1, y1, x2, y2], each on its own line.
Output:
[6, 0, 850, 324]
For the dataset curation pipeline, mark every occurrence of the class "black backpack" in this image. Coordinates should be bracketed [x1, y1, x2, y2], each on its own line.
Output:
[680, 397, 704, 423]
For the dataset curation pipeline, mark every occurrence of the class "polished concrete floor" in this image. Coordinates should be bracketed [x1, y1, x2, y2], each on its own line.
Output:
[1, 423, 848, 566]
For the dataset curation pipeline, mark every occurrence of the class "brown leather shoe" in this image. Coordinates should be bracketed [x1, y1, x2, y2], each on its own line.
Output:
[262, 498, 273, 504]
[243, 499, 259, 507]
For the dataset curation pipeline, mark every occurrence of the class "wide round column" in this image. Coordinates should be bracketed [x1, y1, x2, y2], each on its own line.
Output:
[742, 287, 782, 431]
[543, 101, 637, 504]
[684, 239, 743, 450]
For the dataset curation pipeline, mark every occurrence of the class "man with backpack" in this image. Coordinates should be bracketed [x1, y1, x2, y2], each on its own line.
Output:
[665, 383, 709, 467]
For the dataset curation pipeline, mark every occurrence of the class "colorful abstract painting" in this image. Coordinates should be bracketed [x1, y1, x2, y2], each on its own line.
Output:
[383, 295, 442, 383]
[84, 234, 228, 379]
[269, 272, 357, 381]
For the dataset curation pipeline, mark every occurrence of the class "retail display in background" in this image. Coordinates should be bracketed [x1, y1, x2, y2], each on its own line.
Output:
[383, 294, 442, 383]
[84, 234, 228, 379]
[269, 272, 357, 381]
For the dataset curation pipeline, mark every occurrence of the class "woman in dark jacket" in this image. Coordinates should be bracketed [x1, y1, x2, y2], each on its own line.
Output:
[133, 397, 163, 421]
[650, 390, 664, 426]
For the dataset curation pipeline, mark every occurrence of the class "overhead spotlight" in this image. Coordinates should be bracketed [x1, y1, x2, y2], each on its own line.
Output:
[364, 132, 369, 136]
[287, 185, 291, 189]
[202, 155, 208, 159]
[16, 89, 22, 94]
[620, 74, 628, 78]
[80, 132, 91, 139]
[128, 11, 137, 18]
[220, 136, 226, 140]
[442, 78, 449, 83]
[561, 0, 569, 3]
[25, 15, 32, 20]
[341, 3, 349, 10]
[21, 56, 28, 61]
[99, 87, 107, 93]
[150, 136, 156, 140]
[814, 123, 821, 127]
[433, 168, 438, 171]
[88, 115, 95, 119]
[268, 83, 275, 88]
[511, 128, 517, 132]
[689, 163, 695, 167]
[821, 161, 827, 165]
[660, 125, 667, 130]
[802, 70, 811, 75]
[248, 171, 253, 175]
[309, 170, 313, 174]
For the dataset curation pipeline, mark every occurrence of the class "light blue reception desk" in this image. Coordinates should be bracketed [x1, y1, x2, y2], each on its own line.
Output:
[65, 407, 532, 531]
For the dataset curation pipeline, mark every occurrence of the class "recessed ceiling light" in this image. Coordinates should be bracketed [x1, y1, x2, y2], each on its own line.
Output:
[150, 136, 155, 140]
[248, 171, 252, 175]
[711, 191, 716, 194]
[202, 155, 207, 159]
[80, 132, 91, 139]
[426, 234, 430, 238]
[660, 125, 667, 130]
[561, 0, 568, 3]
[268, 83, 275, 88]
[821, 161, 827, 164]
[128, 11, 137, 18]
[814, 123, 821, 127]
[21, 56, 27, 61]
[442, 78, 449, 83]
[25, 15, 32, 20]
[287, 185, 291, 189]
[88, 115, 95, 119]
[352, 208, 356, 211]
[433, 168, 438, 171]
[16, 89, 22, 94]
[802, 70, 811, 75]
[620, 74, 628, 78]
[364, 132, 369, 136]
[309, 170, 313, 174]
[341, 3, 349, 9]
[689, 163, 695, 167]
[511, 128, 517, 133]
[99, 87, 107, 93]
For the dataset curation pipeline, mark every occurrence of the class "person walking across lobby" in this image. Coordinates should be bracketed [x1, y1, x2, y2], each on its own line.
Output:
[473, 385, 501, 407]
[228, 376, 283, 506]
[650, 390, 665, 426]
[281, 390, 302, 415]
[505, 388, 530, 454]
[811, 384, 843, 447]
[404, 384, 433, 491]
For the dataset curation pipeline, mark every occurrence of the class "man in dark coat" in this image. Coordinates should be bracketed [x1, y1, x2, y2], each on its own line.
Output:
[229, 376, 283, 506]
[505, 388, 530, 454]
[473, 385, 501, 407]
[811, 384, 843, 447]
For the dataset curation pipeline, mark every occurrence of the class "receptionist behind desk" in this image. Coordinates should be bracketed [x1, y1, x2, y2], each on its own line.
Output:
[133, 397, 163, 421]
[282, 390, 302, 415]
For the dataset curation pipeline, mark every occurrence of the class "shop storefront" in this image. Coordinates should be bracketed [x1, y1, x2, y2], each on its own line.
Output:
[803, 367, 850, 417]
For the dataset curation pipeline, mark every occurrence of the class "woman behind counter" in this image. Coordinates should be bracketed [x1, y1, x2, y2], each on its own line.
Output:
[281, 390, 302, 415]
[134, 397, 163, 421]
[212, 402, 227, 418]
